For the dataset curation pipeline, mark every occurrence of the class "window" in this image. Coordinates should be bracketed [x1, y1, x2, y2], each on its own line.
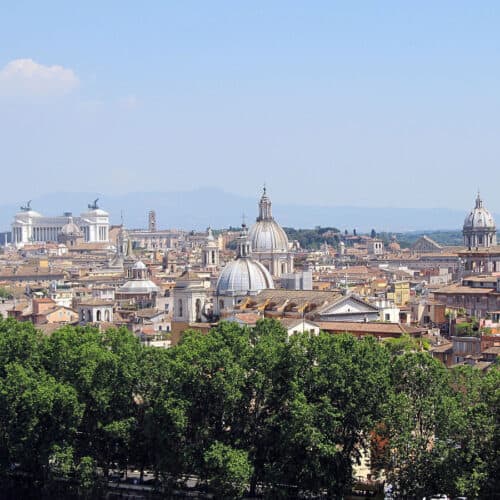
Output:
[178, 299, 183, 317]
[195, 298, 202, 322]
[385, 313, 390, 321]
[96, 310, 101, 321]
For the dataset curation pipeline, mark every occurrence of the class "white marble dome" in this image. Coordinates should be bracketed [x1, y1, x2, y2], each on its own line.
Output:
[249, 219, 289, 252]
[249, 188, 289, 253]
[464, 194, 496, 229]
[216, 257, 274, 296]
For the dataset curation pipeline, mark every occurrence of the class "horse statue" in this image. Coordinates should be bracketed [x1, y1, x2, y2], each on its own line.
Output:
[88, 198, 99, 210]
[20, 200, 32, 211]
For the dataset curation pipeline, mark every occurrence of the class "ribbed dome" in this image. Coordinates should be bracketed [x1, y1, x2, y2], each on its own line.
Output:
[217, 223, 274, 296]
[61, 218, 82, 237]
[249, 187, 289, 252]
[216, 258, 274, 296]
[249, 220, 289, 252]
[463, 194, 496, 229]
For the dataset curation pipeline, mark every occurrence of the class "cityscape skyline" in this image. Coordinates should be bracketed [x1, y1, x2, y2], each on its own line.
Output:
[1, 187, 498, 233]
[1, 4, 498, 498]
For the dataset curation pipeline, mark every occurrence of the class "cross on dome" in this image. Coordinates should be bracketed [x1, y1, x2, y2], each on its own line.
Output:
[475, 190, 483, 209]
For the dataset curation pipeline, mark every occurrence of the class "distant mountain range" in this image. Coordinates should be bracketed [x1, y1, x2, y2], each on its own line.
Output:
[0, 188, 490, 233]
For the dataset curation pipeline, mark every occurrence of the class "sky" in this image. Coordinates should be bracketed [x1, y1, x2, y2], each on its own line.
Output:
[1, 1, 500, 212]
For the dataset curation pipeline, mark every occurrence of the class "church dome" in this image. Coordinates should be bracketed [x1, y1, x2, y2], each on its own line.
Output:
[463, 193, 496, 230]
[61, 218, 82, 237]
[249, 188, 289, 253]
[216, 258, 274, 296]
[216, 224, 274, 296]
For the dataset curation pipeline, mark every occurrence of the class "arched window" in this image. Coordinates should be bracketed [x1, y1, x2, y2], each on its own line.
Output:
[81, 310, 86, 322]
[105, 309, 110, 322]
[96, 310, 101, 322]
[178, 299, 183, 318]
[88, 309, 93, 322]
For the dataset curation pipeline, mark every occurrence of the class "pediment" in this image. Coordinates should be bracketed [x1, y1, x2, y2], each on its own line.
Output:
[319, 296, 378, 316]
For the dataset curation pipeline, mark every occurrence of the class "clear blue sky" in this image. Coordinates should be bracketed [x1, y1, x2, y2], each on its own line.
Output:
[1, 1, 500, 211]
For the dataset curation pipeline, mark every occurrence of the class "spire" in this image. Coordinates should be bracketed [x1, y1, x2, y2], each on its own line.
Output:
[257, 186, 273, 221]
[475, 190, 483, 209]
[237, 224, 251, 258]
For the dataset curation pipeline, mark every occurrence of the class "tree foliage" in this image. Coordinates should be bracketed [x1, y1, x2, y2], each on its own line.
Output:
[0, 317, 497, 498]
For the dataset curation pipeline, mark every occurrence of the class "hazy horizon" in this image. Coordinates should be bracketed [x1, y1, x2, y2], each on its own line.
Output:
[0, 187, 492, 233]
[2, 2, 500, 211]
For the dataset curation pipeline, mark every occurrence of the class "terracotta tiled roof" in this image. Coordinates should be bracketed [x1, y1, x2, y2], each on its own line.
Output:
[78, 299, 115, 307]
[435, 285, 495, 295]
[314, 321, 425, 336]
[430, 342, 453, 353]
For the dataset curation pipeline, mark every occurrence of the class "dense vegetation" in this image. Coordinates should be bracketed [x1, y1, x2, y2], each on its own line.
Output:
[283, 227, 341, 249]
[0, 318, 498, 498]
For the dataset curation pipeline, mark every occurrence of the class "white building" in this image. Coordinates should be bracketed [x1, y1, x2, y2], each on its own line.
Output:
[11, 200, 110, 247]
[172, 269, 213, 324]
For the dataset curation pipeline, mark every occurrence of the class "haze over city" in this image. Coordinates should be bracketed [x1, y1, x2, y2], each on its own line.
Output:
[2, 1, 500, 214]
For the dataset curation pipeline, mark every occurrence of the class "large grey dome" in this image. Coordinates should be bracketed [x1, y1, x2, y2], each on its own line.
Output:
[249, 188, 289, 253]
[216, 258, 274, 296]
[464, 194, 495, 229]
[216, 224, 274, 296]
[249, 220, 289, 252]
[463, 193, 497, 249]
